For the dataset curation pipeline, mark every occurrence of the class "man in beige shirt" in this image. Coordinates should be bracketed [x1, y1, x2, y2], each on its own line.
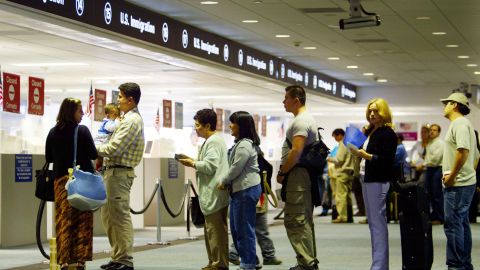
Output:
[327, 128, 355, 223]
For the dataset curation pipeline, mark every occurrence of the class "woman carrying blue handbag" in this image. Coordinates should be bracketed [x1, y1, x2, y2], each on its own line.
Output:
[45, 97, 98, 270]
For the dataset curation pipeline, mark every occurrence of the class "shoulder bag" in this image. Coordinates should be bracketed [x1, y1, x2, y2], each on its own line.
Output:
[35, 162, 55, 201]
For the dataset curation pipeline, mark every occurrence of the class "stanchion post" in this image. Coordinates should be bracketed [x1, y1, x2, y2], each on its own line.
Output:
[49, 238, 59, 270]
[148, 177, 170, 246]
[179, 178, 198, 240]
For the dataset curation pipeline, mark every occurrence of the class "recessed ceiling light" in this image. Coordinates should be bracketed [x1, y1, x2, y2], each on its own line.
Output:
[376, 78, 388, 83]
[200, 1, 218, 4]
[346, 65, 358, 69]
[275, 34, 290, 38]
[416, 16, 431, 20]
[474, 71, 480, 75]
[432, 32, 446, 35]
[467, 64, 478, 67]
[445, 44, 459, 48]
[12, 62, 89, 67]
[363, 73, 375, 76]
[253, 0, 263, 3]
[303, 47, 317, 50]
[457, 55, 470, 59]
[327, 57, 340, 60]
[242, 20, 258, 23]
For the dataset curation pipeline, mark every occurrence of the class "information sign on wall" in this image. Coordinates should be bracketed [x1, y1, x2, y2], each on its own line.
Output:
[396, 122, 418, 141]
[261, 115, 267, 137]
[28, 77, 45, 115]
[15, 154, 32, 182]
[175, 102, 183, 129]
[168, 158, 178, 179]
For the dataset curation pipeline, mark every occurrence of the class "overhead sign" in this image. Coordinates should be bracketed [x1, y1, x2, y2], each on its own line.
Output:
[2, 72, 21, 113]
[175, 102, 183, 129]
[28, 77, 45, 115]
[215, 108, 223, 132]
[261, 115, 267, 137]
[7, 0, 357, 102]
[94, 89, 107, 121]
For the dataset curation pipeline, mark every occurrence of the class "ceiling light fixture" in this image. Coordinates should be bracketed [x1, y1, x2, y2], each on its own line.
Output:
[457, 55, 470, 59]
[346, 65, 358, 69]
[275, 34, 290, 38]
[363, 72, 374, 76]
[432, 32, 446, 35]
[474, 71, 480, 75]
[242, 20, 258, 23]
[303, 47, 317, 50]
[327, 57, 340, 60]
[200, 1, 218, 4]
[467, 64, 478, 67]
[12, 62, 89, 67]
[376, 78, 388, 82]
[445, 44, 459, 48]
[416, 16, 431, 20]
[253, 0, 263, 3]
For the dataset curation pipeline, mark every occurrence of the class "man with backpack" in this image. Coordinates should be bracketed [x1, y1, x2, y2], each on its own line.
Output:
[277, 85, 319, 270]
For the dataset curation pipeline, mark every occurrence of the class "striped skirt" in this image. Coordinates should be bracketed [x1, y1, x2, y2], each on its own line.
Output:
[54, 175, 93, 265]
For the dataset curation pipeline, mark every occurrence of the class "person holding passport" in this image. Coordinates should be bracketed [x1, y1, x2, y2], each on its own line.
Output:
[177, 108, 230, 270]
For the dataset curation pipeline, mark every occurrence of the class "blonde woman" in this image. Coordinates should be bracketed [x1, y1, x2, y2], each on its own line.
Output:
[350, 98, 397, 270]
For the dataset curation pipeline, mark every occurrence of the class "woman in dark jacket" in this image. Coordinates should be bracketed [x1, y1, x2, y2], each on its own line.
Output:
[45, 98, 97, 270]
[350, 98, 397, 270]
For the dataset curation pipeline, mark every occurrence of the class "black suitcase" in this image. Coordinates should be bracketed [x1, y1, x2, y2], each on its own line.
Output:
[398, 182, 433, 270]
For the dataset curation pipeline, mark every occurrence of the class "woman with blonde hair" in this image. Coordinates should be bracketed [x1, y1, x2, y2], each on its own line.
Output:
[350, 98, 397, 270]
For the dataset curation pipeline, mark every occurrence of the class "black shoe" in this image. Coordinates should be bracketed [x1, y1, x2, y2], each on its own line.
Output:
[101, 261, 116, 269]
[110, 263, 134, 270]
[263, 257, 282, 265]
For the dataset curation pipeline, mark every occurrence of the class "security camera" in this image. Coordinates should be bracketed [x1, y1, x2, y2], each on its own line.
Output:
[339, 15, 381, 30]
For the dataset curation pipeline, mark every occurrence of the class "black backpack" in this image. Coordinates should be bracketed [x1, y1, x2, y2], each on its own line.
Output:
[257, 151, 273, 194]
[283, 127, 330, 206]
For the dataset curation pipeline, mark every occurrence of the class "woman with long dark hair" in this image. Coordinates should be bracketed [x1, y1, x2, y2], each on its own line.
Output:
[219, 111, 261, 270]
[45, 98, 97, 270]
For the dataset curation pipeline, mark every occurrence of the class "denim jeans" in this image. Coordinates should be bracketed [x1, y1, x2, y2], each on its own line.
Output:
[444, 184, 476, 270]
[230, 184, 262, 270]
[425, 166, 444, 222]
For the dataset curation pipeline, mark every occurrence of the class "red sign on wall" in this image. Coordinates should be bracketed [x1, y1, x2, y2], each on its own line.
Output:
[261, 115, 267, 137]
[216, 108, 223, 132]
[253, 114, 260, 132]
[94, 89, 107, 121]
[28, 77, 44, 115]
[163, 99, 172, 128]
[2, 72, 20, 113]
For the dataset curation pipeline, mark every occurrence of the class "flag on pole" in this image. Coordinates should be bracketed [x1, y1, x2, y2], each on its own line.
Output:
[154, 107, 160, 133]
[0, 65, 3, 107]
[85, 83, 94, 117]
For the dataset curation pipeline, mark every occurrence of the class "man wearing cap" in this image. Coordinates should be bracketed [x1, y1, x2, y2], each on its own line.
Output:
[440, 92, 479, 270]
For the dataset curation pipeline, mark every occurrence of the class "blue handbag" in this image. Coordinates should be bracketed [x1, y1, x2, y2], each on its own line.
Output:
[66, 126, 107, 211]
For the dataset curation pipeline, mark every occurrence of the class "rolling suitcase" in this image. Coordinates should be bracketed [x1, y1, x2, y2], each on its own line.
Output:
[398, 182, 433, 270]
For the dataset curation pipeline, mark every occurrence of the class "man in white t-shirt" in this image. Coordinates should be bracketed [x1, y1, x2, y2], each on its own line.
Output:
[277, 85, 319, 270]
[440, 92, 479, 270]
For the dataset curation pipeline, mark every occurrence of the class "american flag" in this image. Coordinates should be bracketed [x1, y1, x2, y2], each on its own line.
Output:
[154, 107, 160, 132]
[0, 66, 3, 107]
[85, 83, 94, 117]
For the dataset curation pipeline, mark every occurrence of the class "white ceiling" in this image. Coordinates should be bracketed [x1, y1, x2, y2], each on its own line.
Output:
[1, 0, 478, 125]
[128, 0, 480, 88]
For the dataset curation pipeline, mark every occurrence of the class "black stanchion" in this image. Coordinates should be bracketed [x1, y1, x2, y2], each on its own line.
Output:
[179, 179, 198, 240]
[148, 178, 170, 246]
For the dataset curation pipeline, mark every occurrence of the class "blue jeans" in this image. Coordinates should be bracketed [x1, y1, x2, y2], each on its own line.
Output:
[444, 184, 476, 270]
[426, 166, 444, 222]
[230, 184, 262, 270]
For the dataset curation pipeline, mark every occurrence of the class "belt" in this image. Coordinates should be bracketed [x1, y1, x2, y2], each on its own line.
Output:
[107, 165, 133, 169]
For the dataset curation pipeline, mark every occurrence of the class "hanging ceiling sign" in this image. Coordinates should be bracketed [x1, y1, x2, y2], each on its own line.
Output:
[28, 76, 45, 115]
[7, 0, 356, 102]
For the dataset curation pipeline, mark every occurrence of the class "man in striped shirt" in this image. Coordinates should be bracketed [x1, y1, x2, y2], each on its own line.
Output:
[98, 82, 145, 270]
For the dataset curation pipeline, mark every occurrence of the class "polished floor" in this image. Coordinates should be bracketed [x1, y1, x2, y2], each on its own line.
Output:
[3, 208, 480, 270]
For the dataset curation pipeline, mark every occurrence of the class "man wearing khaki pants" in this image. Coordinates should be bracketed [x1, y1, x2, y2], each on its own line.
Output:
[97, 82, 145, 270]
[327, 128, 354, 223]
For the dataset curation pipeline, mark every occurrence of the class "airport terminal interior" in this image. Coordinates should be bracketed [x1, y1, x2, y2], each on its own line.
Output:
[0, 0, 479, 269]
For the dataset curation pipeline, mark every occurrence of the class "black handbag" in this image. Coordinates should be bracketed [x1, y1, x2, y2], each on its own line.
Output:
[190, 185, 205, 227]
[35, 162, 55, 202]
